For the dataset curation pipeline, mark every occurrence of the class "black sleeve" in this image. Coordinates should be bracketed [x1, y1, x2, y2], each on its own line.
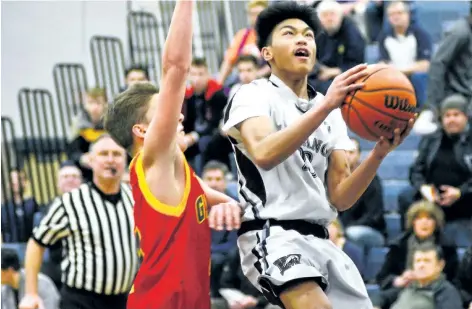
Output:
[376, 244, 405, 290]
[409, 135, 433, 190]
[66, 136, 87, 165]
[219, 250, 240, 289]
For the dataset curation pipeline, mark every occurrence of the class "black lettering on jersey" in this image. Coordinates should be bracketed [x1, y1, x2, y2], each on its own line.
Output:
[299, 147, 318, 178]
[304, 138, 330, 158]
[196, 195, 207, 224]
[273, 254, 302, 275]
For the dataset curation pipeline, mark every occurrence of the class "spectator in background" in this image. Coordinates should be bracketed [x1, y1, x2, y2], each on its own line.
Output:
[373, 244, 462, 309]
[415, 9, 472, 135]
[217, 0, 270, 86]
[124, 65, 149, 88]
[378, 0, 432, 107]
[228, 55, 260, 100]
[308, 0, 365, 94]
[337, 0, 369, 40]
[182, 57, 228, 174]
[327, 219, 365, 278]
[33, 161, 83, 290]
[339, 138, 386, 250]
[202, 161, 238, 297]
[1, 248, 59, 309]
[1, 169, 39, 243]
[375, 201, 458, 305]
[399, 94, 472, 247]
[213, 247, 280, 309]
[454, 246, 472, 309]
[67, 87, 108, 182]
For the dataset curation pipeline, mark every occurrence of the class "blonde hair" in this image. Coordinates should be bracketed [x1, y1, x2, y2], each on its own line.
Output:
[406, 200, 445, 230]
[330, 218, 344, 237]
[247, 0, 268, 10]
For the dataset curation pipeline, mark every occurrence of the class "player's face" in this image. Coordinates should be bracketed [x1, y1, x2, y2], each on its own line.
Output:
[442, 109, 468, 135]
[237, 61, 258, 84]
[262, 19, 316, 77]
[412, 212, 436, 240]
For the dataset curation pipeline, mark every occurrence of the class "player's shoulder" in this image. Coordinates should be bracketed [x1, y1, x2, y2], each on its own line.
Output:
[234, 78, 273, 96]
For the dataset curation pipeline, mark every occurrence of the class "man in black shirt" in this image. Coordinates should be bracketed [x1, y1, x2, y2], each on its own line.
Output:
[398, 94, 472, 247]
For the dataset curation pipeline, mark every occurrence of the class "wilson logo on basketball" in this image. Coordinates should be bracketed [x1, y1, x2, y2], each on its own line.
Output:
[384, 95, 415, 113]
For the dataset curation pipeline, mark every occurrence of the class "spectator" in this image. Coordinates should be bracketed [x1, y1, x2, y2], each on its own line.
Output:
[217, 0, 270, 86]
[373, 244, 462, 309]
[1, 169, 39, 243]
[1, 248, 59, 309]
[20, 135, 137, 309]
[376, 200, 458, 303]
[67, 87, 108, 182]
[378, 0, 432, 107]
[415, 10, 472, 135]
[339, 138, 386, 250]
[228, 55, 260, 100]
[212, 247, 280, 309]
[454, 246, 472, 309]
[124, 65, 149, 89]
[398, 94, 472, 247]
[327, 219, 365, 278]
[337, 0, 369, 40]
[33, 161, 83, 290]
[182, 57, 228, 174]
[202, 161, 238, 297]
[308, 0, 365, 94]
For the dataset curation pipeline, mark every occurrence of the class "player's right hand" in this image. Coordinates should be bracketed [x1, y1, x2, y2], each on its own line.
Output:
[19, 293, 43, 309]
[324, 63, 368, 111]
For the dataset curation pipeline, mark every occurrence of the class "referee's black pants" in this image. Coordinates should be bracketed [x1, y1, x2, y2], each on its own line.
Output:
[60, 286, 127, 309]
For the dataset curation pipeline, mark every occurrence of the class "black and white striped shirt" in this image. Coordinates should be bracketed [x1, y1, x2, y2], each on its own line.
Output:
[33, 182, 138, 295]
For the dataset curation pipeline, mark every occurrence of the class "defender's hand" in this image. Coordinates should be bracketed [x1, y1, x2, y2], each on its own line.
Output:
[324, 64, 368, 111]
[209, 202, 241, 231]
[19, 294, 43, 309]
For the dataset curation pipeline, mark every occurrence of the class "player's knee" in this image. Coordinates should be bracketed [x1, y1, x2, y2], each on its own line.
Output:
[279, 279, 332, 309]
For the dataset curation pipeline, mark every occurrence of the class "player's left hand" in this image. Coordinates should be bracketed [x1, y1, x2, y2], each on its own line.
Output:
[208, 201, 242, 231]
[373, 116, 416, 159]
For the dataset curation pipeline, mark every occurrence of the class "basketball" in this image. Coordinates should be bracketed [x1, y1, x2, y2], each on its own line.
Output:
[341, 64, 417, 142]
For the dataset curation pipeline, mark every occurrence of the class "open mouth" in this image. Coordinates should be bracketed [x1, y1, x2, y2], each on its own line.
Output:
[294, 48, 310, 59]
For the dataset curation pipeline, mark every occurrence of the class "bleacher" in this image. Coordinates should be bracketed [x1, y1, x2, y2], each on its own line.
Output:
[1, 0, 471, 305]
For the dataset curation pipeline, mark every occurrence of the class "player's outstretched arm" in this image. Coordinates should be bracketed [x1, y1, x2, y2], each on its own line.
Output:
[142, 0, 193, 166]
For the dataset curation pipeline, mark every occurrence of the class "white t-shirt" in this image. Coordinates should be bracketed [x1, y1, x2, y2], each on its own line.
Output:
[222, 75, 353, 225]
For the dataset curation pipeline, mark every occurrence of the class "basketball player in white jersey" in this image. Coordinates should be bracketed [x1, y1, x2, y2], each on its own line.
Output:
[222, 2, 415, 309]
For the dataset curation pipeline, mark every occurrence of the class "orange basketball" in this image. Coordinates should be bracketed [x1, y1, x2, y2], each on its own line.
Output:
[341, 64, 417, 141]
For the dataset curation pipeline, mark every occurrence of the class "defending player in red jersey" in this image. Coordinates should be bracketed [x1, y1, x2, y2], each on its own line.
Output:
[104, 1, 241, 308]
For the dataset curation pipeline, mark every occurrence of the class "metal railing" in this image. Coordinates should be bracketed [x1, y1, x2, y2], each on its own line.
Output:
[127, 11, 162, 84]
[53, 63, 89, 131]
[90, 35, 126, 100]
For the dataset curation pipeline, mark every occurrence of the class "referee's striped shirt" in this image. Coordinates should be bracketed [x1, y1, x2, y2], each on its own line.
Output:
[33, 182, 138, 295]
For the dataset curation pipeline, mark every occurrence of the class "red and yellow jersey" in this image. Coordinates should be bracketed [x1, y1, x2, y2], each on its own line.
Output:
[127, 152, 211, 309]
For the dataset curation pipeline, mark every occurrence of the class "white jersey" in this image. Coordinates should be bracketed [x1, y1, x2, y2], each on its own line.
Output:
[222, 75, 353, 226]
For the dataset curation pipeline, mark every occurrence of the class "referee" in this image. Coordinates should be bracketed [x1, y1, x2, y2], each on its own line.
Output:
[19, 134, 138, 309]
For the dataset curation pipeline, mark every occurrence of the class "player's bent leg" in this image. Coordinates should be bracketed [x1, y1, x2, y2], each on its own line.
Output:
[279, 279, 332, 309]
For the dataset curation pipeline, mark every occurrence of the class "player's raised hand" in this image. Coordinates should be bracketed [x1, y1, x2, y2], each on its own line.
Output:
[373, 115, 416, 159]
[208, 202, 242, 231]
[324, 63, 368, 111]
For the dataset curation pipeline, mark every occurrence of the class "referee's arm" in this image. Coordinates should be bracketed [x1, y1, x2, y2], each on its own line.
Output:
[24, 198, 70, 297]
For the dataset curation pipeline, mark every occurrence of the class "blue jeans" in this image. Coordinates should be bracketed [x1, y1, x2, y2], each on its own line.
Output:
[345, 225, 385, 249]
[443, 220, 472, 247]
[410, 73, 428, 108]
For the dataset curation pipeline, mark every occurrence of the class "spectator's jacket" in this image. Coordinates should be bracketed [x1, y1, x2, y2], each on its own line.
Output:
[376, 230, 458, 291]
[1, 198, 39, 243]
[67, 109, 106, 182]
[427, 18, 472, 110]
[339, 174, 386, 234]
[220, 248, 269, 309]
[311, 16, 365, 77]
[409, 127, 472, 220]
[182, 79, 227, 159]
[454, 246, 472, 307]
[1, 270, 60, 309]
[376, 274, 462, 309]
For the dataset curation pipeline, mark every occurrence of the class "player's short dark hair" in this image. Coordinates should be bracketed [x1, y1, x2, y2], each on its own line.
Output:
[202, 160, 229, 176]
[191, 57, 208, 68]
[255, 1, 321, 50]
[236, 55, 259, 67]
[1, 248, 20, 271]
[104, 82, 158, 154]
[125, 65, 150, 80]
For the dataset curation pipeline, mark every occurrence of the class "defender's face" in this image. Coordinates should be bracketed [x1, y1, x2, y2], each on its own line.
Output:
[263, 19, 317, 76]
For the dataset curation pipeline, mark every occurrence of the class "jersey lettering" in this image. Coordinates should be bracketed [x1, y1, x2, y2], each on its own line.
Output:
[195, 195, 207, 224]
[299, 147, 317, 178]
